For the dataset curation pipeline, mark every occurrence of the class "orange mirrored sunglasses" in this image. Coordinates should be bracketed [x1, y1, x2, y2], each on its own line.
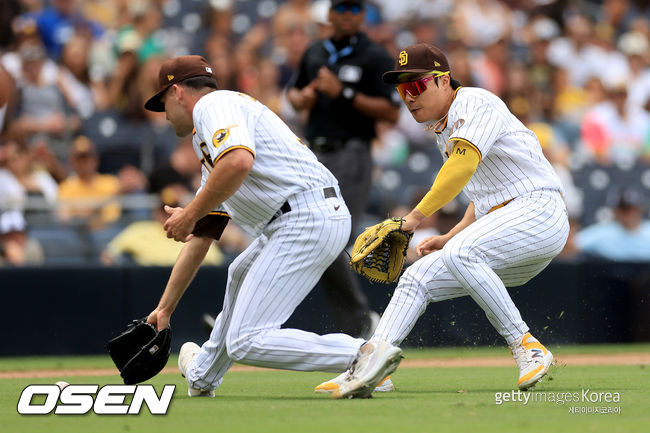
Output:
[396, 71, 450, 99]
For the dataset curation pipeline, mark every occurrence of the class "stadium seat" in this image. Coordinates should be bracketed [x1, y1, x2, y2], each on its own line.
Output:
[573, 163, 650, 226]
[28, 226, 90, 265]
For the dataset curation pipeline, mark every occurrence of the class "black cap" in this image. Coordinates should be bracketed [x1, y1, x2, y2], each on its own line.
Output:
[144, 55, 217, 112]
[383, 43, 451, 84]
[331, 0, 365, 8]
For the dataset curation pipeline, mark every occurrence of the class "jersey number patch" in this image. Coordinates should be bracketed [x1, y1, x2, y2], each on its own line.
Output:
[200, 142, 214, 171]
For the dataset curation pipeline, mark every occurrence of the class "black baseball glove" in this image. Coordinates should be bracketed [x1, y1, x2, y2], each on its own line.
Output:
[192, 212, 230, 240]
[106, 317, 171, 385]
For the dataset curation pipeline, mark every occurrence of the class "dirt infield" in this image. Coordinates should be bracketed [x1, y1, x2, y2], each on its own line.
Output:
[1, 352, 647, 379]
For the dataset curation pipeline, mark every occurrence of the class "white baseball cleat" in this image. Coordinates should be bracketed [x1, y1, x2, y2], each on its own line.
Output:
[314, 372, 394, 394]
[178, 342, 215, 397]
[331, 339, 403, 399]
[510, 332, 554, 390]
[360, 311, 381, 340]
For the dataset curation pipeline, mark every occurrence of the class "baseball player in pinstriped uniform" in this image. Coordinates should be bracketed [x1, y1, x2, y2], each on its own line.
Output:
[322, 44, 570, 399]
[143, 56, 369, 396]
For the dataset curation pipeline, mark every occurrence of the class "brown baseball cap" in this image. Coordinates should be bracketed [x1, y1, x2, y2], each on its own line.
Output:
[382, 43, 450, 84]
[144, 55, 216, 112]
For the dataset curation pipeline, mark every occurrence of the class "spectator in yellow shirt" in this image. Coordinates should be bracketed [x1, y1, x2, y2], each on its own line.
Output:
[101, 188, 223, 267]
[57, 136, 121, 229]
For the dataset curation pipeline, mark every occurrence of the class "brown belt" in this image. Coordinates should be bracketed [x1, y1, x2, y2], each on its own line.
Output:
[488, 198, 514, 213]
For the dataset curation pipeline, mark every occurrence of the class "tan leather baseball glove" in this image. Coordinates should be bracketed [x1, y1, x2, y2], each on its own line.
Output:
[349, 217, 412, 284]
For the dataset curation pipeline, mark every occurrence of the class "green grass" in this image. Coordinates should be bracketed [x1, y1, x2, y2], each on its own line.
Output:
[2, 343, 648, 371]
[402, 342, 650, 359]
[1, 345, 649, 433]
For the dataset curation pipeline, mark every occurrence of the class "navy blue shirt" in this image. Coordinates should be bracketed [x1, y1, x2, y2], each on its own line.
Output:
[292, 32, 397, 142]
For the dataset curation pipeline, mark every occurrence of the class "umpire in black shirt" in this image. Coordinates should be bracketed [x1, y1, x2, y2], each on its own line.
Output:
[288, 0, 399, 338]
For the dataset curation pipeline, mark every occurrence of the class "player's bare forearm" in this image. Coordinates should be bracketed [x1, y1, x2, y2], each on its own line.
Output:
[155, 236, 213, 315]
[401, 208, 427, 233]
[163, 149, 253, 242]
[353, 94, 399, 123]
[185, 148, 254, 222]
[418, 202, 476, 255]
[446, 201, 476, 238]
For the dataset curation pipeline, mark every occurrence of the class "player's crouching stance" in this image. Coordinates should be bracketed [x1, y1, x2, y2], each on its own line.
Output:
[143, 56, 379, 397]
[323, 44, 569, 399]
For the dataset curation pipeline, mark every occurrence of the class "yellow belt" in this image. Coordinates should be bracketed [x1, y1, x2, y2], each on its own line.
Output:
[488, 198, 514, 214]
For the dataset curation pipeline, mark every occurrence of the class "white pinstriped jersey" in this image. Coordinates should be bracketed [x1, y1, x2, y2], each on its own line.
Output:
[191, 90, 338, 235]
[428, 87, 564, 218]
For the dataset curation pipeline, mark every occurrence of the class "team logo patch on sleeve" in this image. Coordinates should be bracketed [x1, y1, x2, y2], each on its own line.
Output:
[212, 125, 238, 148]
[451, 118, 465, 134]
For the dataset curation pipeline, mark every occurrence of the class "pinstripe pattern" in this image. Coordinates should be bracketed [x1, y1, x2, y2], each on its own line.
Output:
[184, 91, 365, 392]
[374, 190, 569, 346]
[187, 235, 264, 390]
[187, 188, 364, 391]
[433, 87, 564, 218]
[192, 91, 339, 236]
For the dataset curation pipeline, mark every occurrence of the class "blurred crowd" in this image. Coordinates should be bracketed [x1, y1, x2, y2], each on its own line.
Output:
[1, 0, 649, 267]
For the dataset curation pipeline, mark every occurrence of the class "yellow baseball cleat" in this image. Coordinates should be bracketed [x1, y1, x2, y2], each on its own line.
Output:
[511, 333, 554, 390]
[315, 373, 394, 394]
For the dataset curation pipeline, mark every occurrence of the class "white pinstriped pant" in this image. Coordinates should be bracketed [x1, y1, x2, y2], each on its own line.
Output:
[374, 190, 570, 346]
[187, 187, 364, 391]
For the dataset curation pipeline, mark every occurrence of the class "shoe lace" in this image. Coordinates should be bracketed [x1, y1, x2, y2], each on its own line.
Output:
[343, 353, 360, 380]
[345, 342, 372, 380]
[349, 352, 366, 376]
[512, 344, 540, 370]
